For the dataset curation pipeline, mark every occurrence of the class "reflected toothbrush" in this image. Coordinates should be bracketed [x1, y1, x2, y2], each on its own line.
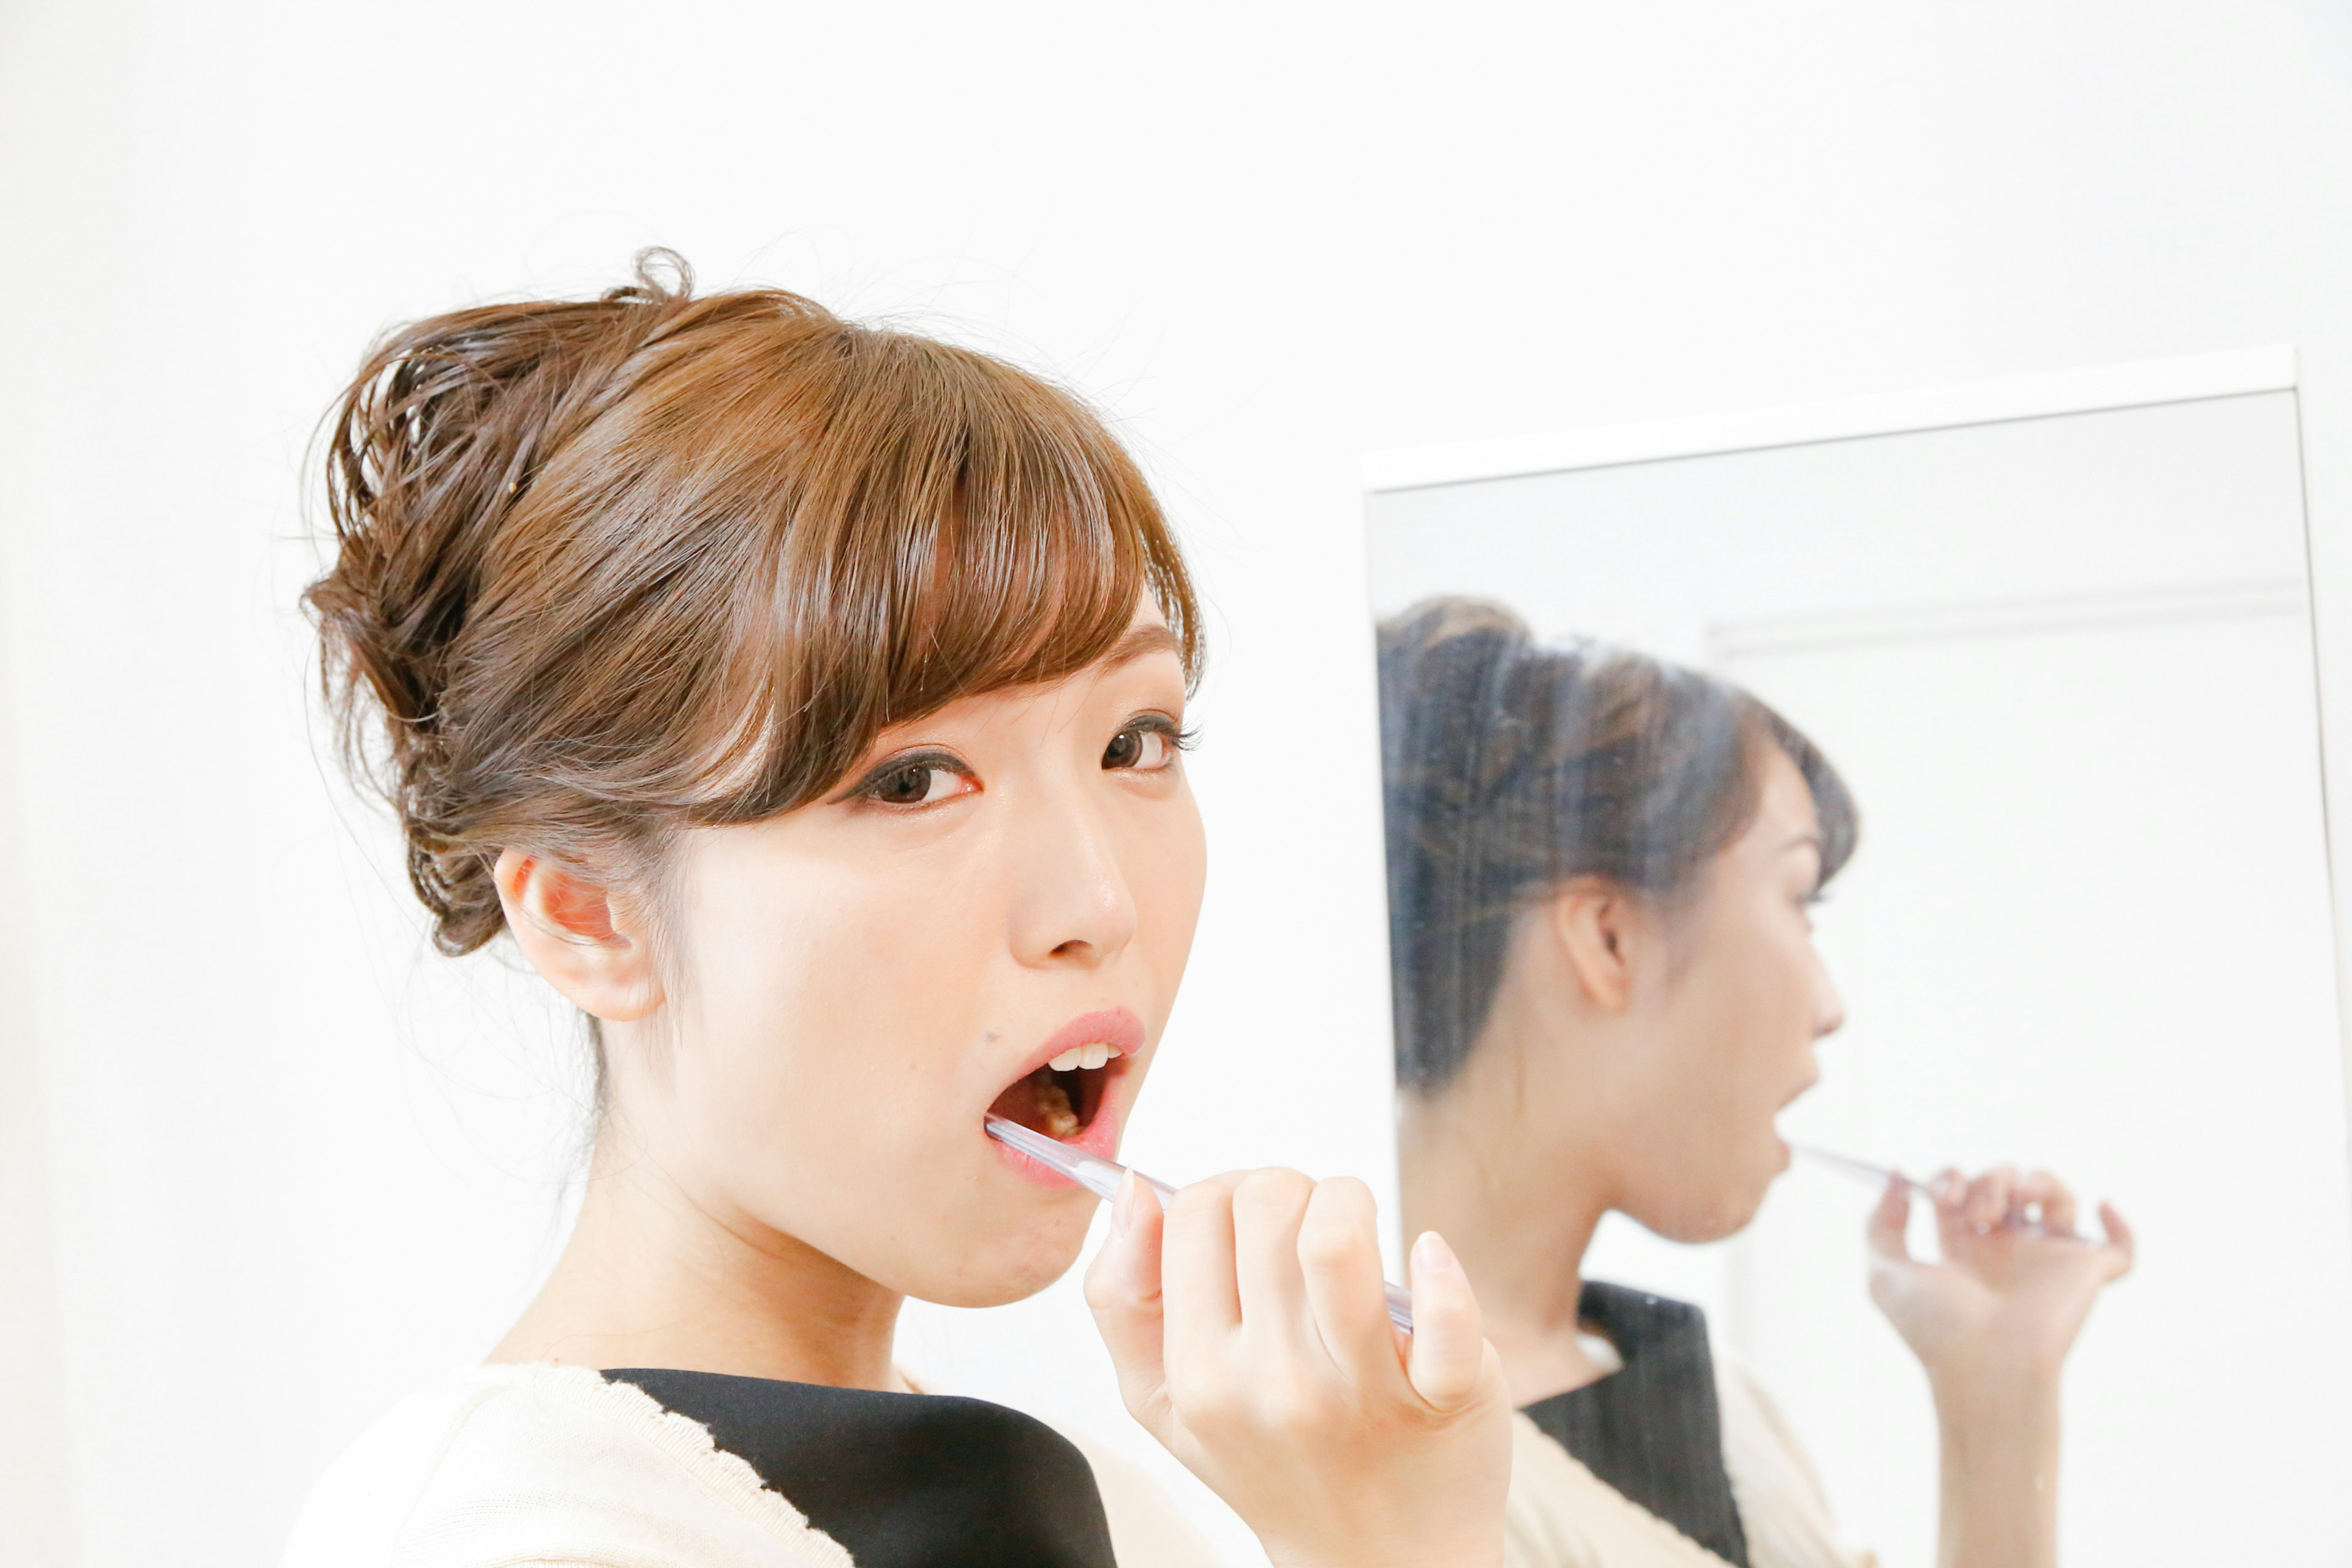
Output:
[986, 1113, 1419, 1333]
[1789, 1141, 1926, 1194]
[1789, 1140, 2097, 1241]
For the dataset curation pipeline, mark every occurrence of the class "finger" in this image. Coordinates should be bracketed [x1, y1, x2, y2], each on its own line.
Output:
[1866, 1175, 1914, 1262]
[1967, 1166, 2018, 1233]
[1231, 1168, 1316, 1338]
[1930, 1167, 1969, 1256]
[2017, 1169, 2076, 1236]
[1161, 1172, 1246, 1367]
[1085, 1174, 1173, 1431]
[1295, 1176, 1403, 1386]
[2097, 1200, 2136, 1278]
[1404, 1231, 1490, 1412]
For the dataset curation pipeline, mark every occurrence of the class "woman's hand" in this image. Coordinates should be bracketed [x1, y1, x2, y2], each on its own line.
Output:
[1867, 1166, 2135, 1388]
[1085, 1169, 1512, 1568]
[1868, 1169, 2132, 1568]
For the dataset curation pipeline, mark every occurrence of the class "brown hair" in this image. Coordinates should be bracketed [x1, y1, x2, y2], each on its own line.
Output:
[308, 251, 1199, 957]
[1376, 597, 1856, 1093]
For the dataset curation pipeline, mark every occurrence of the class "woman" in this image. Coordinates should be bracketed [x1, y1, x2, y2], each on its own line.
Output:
[1377, 598, 2134, 1568]
[283, 257, 1512, 1568]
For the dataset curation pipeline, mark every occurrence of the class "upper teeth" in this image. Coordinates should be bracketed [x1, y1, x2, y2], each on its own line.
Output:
[1048, 1042, 1122, 1072]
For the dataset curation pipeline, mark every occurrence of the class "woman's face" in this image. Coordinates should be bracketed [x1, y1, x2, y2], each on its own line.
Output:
[1616, 747, 1845, 1242]
[623, 603, 1205, 1307]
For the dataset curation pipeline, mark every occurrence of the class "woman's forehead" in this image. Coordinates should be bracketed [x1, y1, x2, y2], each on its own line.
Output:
[867, 611, 1184, 743]
[1748, 748, 1823, 844]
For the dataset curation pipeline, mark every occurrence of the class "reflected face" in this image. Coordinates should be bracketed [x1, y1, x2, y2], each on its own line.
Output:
[628, 604, 1205, 1306]
[1621, 747, 1845, 1242]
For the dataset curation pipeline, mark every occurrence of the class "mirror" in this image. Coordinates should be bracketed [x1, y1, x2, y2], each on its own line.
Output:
[1364, 355, 2352, 1565]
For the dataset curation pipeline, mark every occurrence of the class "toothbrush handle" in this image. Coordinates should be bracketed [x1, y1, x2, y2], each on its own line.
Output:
[1384, 1282, 1417, 1334]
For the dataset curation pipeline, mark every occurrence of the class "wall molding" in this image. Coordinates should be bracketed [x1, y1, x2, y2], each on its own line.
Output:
[1712, 576, 2310, 661]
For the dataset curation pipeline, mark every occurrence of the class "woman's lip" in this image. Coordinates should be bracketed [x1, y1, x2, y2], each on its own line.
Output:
[990, 1104, 1123, 1188]
[983, 1007, 1145, 1182]
[998, 1007, 1147, 1090]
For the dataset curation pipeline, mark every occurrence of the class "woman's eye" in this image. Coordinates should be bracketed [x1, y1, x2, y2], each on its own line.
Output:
[863, 761, 970, 807]
[1103, 722, 1181, 772]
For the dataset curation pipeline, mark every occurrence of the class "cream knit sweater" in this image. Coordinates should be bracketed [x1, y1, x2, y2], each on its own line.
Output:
[285, 1357, 1866, 1568]
[1502, 1355, 1877, 1568]
[282, 1363, 1219, 1568]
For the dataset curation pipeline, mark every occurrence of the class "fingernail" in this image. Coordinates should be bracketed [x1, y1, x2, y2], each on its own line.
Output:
[1111, 1170, 1139, 1237]
[1412, 1231, 1457, 1276]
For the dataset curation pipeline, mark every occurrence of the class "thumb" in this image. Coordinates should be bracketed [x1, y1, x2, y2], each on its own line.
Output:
[2095, 1200, 2136, 1281]
[1085, 1174, 1175, 1437]
[1866, 1176, 1924, 1310]
[1866, 1176, 1914, 1265]
[1404, 1231, 1492, 1413]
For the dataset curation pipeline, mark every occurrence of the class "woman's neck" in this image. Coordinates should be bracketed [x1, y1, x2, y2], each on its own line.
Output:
[491, 1125, 906, 1392]
[1398, 1063, 1618, 1409]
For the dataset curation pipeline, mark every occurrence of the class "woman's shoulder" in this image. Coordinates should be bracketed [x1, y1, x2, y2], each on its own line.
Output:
[1707, 1350, 1877, 1568]
[281, 1363, 854, 1568]
[1503, 1409, 1732, 1568]
[1047, 1425, 1222, 1568]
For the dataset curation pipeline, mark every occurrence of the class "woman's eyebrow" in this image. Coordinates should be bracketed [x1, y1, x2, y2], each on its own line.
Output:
[1102, 623, 1183, 668]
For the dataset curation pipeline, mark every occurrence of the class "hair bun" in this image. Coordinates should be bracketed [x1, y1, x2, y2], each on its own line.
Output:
[1376, 598, 1530, 819]
[307, 251, 697, 952]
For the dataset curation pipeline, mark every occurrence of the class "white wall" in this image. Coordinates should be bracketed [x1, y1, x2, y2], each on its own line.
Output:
[4, 5, 2352, 1566]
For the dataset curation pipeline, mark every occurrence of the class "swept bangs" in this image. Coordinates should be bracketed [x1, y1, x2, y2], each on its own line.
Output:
[723, 328, 1197, 820]
[464, 296, 1202, 838]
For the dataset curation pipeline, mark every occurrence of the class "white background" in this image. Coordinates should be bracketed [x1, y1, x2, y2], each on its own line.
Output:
[6, 5, 2352, 1566]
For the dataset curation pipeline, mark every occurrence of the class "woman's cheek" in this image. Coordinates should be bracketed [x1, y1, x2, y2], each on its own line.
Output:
[1135, 794, 1208, 987]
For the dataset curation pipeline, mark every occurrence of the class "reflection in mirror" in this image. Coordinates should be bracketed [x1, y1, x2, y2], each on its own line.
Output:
[1383, 598, 2128, 1568]
[1365, 369, 2352, 1567]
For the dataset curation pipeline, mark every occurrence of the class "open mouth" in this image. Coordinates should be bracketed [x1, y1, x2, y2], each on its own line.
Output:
[988, 1039, 1123, 1143]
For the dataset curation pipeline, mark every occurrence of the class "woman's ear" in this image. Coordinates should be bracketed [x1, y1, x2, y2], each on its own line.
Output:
[1545, 880, 1642, 1014]
[493, 847, 665, 1022]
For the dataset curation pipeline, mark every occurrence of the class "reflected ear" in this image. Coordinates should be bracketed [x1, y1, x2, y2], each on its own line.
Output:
[1545, 881, 1640, 1014]
[493, 847, 665, 1023]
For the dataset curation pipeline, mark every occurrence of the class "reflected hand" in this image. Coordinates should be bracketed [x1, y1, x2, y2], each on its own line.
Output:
[1866, 1166, 2135, 1387]
[1085, 1168, 1512, 1568]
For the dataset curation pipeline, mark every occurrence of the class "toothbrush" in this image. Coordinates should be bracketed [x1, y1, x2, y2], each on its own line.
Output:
[1789, 1140, 2097, 1241]
[1789, 1142, 1928, 1194]
[986, 1114, 1419, 1333]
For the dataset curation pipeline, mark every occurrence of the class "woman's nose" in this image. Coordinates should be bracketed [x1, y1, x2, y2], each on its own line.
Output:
[1008, 793, 1138, 969]
[1813, 956, 1847, 1038]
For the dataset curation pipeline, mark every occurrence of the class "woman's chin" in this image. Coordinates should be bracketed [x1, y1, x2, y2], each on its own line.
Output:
[900, 1216, 1094, 1308]
[1641, 1172, 1774, 1244]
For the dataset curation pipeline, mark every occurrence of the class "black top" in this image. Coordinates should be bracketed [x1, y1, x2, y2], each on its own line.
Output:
[606, 1369, 1117, 1568]
[1518, 1281, 1749, 1567]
